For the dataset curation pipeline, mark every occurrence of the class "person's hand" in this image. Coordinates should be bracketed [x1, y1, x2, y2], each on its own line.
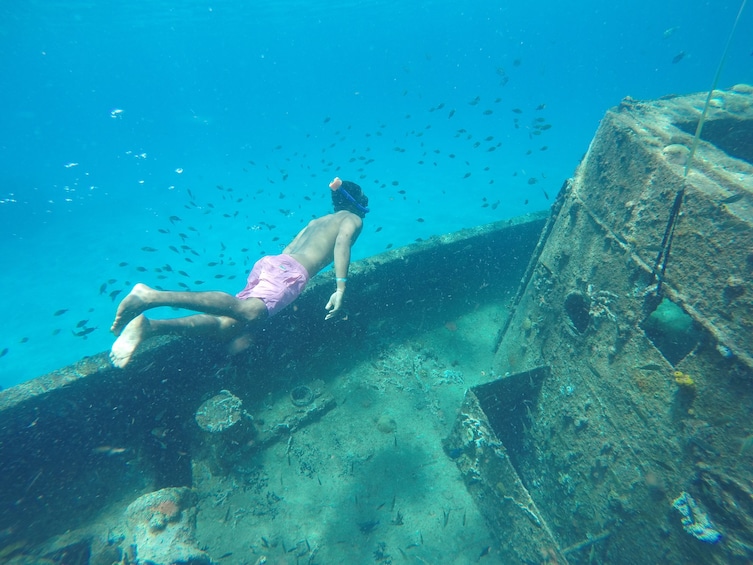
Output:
[325, 290, 344, 320]
[329, 177, 342, 190]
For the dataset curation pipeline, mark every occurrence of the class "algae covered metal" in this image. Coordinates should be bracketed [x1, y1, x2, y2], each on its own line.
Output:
[481, 85, 753, 563]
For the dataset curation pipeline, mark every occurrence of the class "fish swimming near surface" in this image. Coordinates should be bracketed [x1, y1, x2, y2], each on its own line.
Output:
[663, 26, 680, 39]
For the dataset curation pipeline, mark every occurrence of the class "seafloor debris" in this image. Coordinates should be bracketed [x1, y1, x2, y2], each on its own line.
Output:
[672, 491, 721, 544]
[123, 487, 211, 565]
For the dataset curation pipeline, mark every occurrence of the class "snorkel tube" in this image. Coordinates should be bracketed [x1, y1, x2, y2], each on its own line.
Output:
[330, 177, 370, 215]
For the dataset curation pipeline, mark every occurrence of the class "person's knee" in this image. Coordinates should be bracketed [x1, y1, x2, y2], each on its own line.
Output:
[217, 316, 241, 332]
[235, 298, 267, 324]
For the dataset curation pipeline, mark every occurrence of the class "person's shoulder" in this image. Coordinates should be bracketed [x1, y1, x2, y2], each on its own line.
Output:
[344, 211, 363, 229]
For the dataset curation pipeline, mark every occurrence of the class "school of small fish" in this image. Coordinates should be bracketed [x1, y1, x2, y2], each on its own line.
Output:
[0, 35, 687, 361]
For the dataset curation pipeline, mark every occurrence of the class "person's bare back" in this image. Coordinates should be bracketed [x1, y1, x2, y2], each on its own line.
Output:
[284, 211, 363, 277]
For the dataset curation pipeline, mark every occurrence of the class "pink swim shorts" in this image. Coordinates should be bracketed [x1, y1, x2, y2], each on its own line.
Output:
[236, 254, 310, 316]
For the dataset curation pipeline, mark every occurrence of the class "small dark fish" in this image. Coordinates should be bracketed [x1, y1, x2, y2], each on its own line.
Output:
[20, 337, 29, 343]
[483, 109, 493, 115]
[99, 283, 107, 294]
[512, 108, 523, 114]
[141, 246, 158, 252]
[323, 116, 331, 123]
[118, 261, 128, 267]
[169, 215, 182, 224]
[51, 328, 61, 336]
[528, 177, 538, 185]
[76, 319, 89, 328]
[375, 227, 383, 232]
[54, 309, 69, 316]
[535, 103, 546, 110]
[136, 266, 147, 272]
[357, 520, 380, 534]
[417, 218, 425, 222]
[73, 327, 96, 338]
[721, 193, 743, 204]
[542, 189, 550, 200]
[463, 172, 471, 179]
[479, 545, 491, 558]
[672, 51, 686, 64]
[524, 199, 529, 205]
[513, 58, 522, 66]
[0, 348, 8, 358]
[448, 109, 455, 119]
[109, 289, 122, 301]
[178, 270, 189, 277]
[158, 228, 170, 234]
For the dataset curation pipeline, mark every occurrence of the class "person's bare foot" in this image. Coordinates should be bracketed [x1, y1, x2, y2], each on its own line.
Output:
[110, 315, 151, 368]
[111, 283, 155, 335]
[228, 332, 253, 355]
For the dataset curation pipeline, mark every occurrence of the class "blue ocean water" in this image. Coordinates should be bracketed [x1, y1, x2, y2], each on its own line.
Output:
[0, 0, 750, 388]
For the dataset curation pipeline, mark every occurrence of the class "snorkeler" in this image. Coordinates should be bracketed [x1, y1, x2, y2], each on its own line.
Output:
[109, 177, 369, 368]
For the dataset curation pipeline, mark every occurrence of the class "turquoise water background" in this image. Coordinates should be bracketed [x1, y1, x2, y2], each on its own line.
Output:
[1, 0, 751, 388]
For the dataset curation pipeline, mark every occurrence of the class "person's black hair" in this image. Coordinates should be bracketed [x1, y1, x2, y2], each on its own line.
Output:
[332, 180, 370, 218]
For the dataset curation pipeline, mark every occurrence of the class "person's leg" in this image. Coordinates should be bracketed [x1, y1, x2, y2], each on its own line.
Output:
[110, 290, 268, 368]
[111, 283, 265, 335]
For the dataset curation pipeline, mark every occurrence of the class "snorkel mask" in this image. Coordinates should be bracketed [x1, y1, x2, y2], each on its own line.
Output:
[330, 177, 370, 216]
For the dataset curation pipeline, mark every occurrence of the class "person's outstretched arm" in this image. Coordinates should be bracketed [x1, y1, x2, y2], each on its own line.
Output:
[325, 216, 362, 319]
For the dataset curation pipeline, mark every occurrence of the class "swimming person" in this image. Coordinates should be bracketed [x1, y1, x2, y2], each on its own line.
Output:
[109, 177, 369, 368]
